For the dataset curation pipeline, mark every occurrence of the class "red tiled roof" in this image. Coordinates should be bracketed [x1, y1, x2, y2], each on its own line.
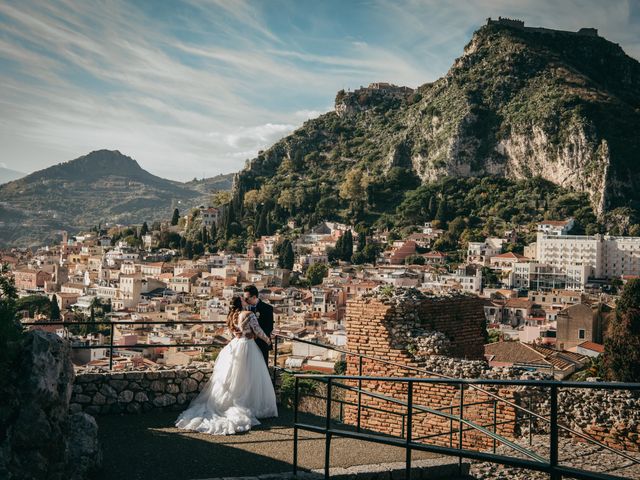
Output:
[492, 252, 527, 259]
[577, 341, 604, 353]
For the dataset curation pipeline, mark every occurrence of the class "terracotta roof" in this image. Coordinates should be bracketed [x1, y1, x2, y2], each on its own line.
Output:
[577, 341, 604, 353]
[539, 220, 571, 226]
[492, 252, 527, 259]
[484, 342, 547, 365]
[504, 299, 534, 309]
[424, 251, 447, 257]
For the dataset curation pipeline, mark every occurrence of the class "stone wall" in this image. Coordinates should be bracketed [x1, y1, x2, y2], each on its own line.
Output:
[70, 366, 212, 415]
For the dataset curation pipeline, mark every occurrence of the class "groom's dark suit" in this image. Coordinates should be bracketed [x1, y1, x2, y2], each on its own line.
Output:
[251, 299, 274, 365]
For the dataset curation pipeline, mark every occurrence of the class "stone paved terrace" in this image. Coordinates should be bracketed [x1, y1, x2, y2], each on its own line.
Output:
[94, 408, 453, 480]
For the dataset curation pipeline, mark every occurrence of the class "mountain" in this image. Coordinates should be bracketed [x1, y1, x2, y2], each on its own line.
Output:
[0, 167, 25, 185]
[0, 150, 233, 247]
[229, 19, 640, 237]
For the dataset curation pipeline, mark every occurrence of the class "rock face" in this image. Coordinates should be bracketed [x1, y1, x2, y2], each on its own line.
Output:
[0, 331, 101, 480]
[232, 21, 640, 226]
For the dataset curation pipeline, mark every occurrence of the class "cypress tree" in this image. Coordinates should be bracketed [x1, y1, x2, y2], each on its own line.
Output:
[171, 208, 180, 226]
[209, 224, 217, 244]
[50, 295, 61, 321]
[256, 206, 268, 237]
[428, 196, 437, 219]
[342, 230, 353, 261]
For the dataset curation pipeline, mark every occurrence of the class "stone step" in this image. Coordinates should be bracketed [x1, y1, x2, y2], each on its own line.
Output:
[193, 457, 470, 480]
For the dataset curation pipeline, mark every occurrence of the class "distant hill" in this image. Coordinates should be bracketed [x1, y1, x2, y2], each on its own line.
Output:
[227, 19, 640, 238]
[0, 166, 25, 185]
[185, 173, 235, 195]
[0, 150, 232, 247]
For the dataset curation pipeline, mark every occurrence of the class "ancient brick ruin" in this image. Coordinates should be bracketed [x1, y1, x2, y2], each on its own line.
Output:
[341, 288, 640, 453]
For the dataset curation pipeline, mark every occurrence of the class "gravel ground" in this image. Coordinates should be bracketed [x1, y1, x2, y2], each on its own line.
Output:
[470, 434, 640, 480]
[93, 408, 441, 480]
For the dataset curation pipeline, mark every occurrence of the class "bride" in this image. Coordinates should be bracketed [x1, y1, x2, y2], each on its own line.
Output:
[175, 296, 278, 435]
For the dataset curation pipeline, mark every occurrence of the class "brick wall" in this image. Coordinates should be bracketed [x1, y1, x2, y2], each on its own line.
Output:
[340, 292, 640, 453]
[342, 293, 514, 450]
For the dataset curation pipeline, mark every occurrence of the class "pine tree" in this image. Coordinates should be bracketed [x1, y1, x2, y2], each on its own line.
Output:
[50, 294, 61, 321]
[171, 208, 180, 226]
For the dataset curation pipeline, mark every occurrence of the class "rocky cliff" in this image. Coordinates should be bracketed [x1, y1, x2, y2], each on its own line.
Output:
[0, 330, 101, 480]
[231, 21, 640, 230]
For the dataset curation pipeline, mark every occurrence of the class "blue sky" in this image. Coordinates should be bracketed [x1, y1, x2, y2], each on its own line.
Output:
[1, 0, 639, 181]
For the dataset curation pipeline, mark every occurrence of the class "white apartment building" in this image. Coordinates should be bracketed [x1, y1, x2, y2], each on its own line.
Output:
[535, 232, 640, 280]
[467, 237, 504, 265]
[537, 218, 575, 236]
[510, 262, 589, 291]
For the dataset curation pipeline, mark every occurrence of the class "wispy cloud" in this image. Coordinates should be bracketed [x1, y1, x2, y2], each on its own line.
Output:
[0, 0, 638, 180]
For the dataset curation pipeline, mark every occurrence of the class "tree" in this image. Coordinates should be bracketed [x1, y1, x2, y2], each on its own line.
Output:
[50, 295, 61, 321]
[171, 208, 180, 226]
[15, 295, 51, 318]
[339, 169, 367, 215]
[1, 265, 23, 397]
[428, 196, 437, 219]
[140, 222, 149, 237]
[405, 255, 425, 265]
[243, 189, 261, 211]
[341, 230, 353, 262]
[603, 279, 640, 382]
[306, 263, 328, 286]
[435, 198, 450, 225]
[256, 206, 268, 238]
[211, 191, 232, 207]
[277, 239, 295, 270]
[356, 229, 366, 252]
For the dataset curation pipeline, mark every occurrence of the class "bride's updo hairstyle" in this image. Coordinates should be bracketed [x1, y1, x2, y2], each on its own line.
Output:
[226, 296, 243, 333]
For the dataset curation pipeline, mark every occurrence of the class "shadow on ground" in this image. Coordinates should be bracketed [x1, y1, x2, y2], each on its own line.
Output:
[94, 408, 440, 480]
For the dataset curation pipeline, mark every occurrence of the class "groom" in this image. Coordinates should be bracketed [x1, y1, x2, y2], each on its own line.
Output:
[243, 285, 274, 365]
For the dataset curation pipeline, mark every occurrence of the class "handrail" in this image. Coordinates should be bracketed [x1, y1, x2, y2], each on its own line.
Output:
[292, 374, 638, 480]
[326, 377, 546, 463]
[24, 319, 225, 370]
[275, 334, 640, 468]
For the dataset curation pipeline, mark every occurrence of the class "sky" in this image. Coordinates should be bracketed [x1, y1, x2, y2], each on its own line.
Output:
[1, 0, 639, 181]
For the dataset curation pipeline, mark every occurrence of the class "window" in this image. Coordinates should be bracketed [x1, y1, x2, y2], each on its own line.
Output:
[578, 329, 586, 340]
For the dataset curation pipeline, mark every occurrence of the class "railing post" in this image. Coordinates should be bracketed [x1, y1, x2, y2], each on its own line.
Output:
[458, 383, 464, 474]
[493, 399, 497, 454]
[325, 377, 333, 480]
[357, 355, 363, 432]
[293, 376, 299, 476]
[449, 405, 453, 448]
[273, 335, 278, 383]
[108, 323, 114, 371]
[550, 384, 560, 480]
[529, 392, 533, 446]
[406, 380, 413, 480]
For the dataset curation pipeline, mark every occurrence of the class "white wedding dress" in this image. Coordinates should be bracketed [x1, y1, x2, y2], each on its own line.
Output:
[175, 311, 278, 435]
